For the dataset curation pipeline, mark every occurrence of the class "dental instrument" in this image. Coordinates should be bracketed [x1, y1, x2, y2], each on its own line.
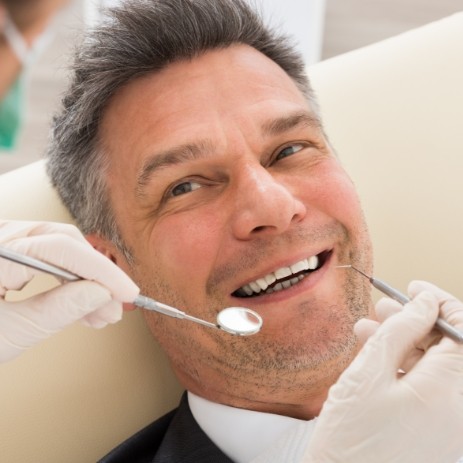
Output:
[338, 264, 463, 343]
[0, 245, 262, 336]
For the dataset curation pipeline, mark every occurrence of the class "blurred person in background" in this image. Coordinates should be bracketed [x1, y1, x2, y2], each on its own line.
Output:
[0, 0, 70, 151]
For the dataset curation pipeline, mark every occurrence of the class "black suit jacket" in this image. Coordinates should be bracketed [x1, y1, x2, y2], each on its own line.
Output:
[98, 393, 234, 463]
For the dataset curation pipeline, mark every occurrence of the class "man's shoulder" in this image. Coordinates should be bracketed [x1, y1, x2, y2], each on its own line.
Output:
[98, 393, 233, 463]
[98, 407, 178, 463]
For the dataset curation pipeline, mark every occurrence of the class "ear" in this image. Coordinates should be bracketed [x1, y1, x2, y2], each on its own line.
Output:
[86, 233, 128, 270]
[86, 233, 137, 312]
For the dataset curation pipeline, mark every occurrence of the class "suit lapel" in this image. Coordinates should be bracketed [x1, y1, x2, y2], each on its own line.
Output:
[153, 393, 234, 463]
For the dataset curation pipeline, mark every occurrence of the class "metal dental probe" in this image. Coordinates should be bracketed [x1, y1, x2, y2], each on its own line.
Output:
[337, 264, 463, 343]
[0, 245, 262, 336]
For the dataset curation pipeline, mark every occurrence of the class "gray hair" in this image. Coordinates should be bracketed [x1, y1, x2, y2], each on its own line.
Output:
[46, 0, 318, 260]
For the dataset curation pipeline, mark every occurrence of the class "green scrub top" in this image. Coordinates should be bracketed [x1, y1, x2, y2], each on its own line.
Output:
[0, 78, 23, 151]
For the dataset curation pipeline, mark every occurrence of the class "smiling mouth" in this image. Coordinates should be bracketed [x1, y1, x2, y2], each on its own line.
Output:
[232, 250, 331, 298]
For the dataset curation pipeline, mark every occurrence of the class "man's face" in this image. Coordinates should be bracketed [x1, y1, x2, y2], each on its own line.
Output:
[99, 45, 373, 418]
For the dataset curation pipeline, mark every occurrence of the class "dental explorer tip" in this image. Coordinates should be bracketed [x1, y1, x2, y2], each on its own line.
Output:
[336, 264, 373, 282]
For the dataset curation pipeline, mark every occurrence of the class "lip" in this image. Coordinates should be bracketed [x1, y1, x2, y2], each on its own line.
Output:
[230, 249, 333, 306]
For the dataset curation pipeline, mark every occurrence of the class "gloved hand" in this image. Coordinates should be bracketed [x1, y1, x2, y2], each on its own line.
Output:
[0, 220, 139, 363]
[303, 282, 463, 463]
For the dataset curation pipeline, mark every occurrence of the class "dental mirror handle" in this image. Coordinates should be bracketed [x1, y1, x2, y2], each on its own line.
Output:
[133, 295, 218, 329]
[0, 245, 261, 335]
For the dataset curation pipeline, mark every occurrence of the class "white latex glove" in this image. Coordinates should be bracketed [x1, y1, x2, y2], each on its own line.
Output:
[303, 282, 463, 463]
[0, 220, 139, 363]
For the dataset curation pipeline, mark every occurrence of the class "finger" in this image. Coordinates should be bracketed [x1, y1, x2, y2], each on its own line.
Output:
[375, 297, 402, 322]
[355, 320, 438, 374]
[0, 281, 114, 360]
[0, 222, 90, 293]
[398, 348, 426, 373]
[353, 298, 409, 349]
[355, 297, 439, 373]
[81, 300, 123, 328]
[348, 291, 440, 382]
[382, 291, 440, 366]
[0, 221, 86, 243]
[353, 318, 379, 345]
[409, 280, 463, 335]
[0, 258, 44, 295]
[9, 281, 114, 330]
[394, 326, 445, 372]
[407, 280, 453, 301]
[6, 234, 139, 302]
[376, 291, 442, 353]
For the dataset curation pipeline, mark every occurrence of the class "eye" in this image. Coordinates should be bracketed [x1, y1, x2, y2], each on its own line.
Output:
[275, 143, 304, 161]
[170, 180, 202, 197]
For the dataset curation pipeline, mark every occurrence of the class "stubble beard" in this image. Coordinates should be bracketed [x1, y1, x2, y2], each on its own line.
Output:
[134, 220, 373, 401]
[207, 266, 372, 396]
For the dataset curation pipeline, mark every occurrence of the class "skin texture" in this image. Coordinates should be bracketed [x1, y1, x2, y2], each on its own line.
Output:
[89, 44, 374, 420]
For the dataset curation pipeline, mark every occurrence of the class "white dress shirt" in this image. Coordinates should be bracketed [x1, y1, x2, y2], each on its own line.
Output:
[188, 391, 316, 463]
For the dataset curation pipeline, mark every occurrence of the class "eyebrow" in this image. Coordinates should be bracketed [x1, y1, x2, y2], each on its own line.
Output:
[136, 140, 214, 195]
[261, 111, 322, 137]
[135, 110, 321, 195]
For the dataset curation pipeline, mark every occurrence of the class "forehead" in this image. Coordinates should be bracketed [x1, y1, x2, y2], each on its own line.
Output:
[99, 45, 311, 176]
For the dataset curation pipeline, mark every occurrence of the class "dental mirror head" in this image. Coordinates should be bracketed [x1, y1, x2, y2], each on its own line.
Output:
[216, 307, 262, 336]
[134, 294, 263, 336]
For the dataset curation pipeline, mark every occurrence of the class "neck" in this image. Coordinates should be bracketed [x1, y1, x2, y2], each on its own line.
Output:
[174, 366, 337, 420]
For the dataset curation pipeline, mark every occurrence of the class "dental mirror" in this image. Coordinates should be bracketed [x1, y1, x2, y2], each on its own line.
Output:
[216, 306, 262, 335]
[0, 245, 263, 336]
[134, 295, 262, 336]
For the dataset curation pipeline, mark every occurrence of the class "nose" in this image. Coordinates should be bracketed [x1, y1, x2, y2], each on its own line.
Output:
[230, 165, 306, 240]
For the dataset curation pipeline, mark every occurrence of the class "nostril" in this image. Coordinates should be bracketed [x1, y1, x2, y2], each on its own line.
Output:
[252, 225, 267, 233]
[231, 172, 307, 239]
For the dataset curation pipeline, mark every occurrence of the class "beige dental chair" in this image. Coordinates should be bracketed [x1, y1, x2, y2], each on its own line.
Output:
[1, 13, 462, 463]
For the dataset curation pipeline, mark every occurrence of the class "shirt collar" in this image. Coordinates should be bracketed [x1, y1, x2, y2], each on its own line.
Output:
[188, 391, 314, 463]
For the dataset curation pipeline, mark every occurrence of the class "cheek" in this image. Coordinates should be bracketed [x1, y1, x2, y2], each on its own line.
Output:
[328, 174, 364, 221]
[151, 212, 224, 285]
[308, 163, 364, 226]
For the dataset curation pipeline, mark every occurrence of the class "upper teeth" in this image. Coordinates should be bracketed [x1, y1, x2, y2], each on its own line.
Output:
[239, 255, 319, 296]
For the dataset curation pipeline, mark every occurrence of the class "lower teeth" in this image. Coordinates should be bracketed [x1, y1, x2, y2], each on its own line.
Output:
[263, 273, 306, 295]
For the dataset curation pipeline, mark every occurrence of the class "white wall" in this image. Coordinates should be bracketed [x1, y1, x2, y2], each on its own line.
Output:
[256, 0, 326, 65]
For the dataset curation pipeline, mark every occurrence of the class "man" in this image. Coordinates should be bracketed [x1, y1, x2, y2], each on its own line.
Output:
[48, 0, 373, 420]
[1, 0, 460, 461]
